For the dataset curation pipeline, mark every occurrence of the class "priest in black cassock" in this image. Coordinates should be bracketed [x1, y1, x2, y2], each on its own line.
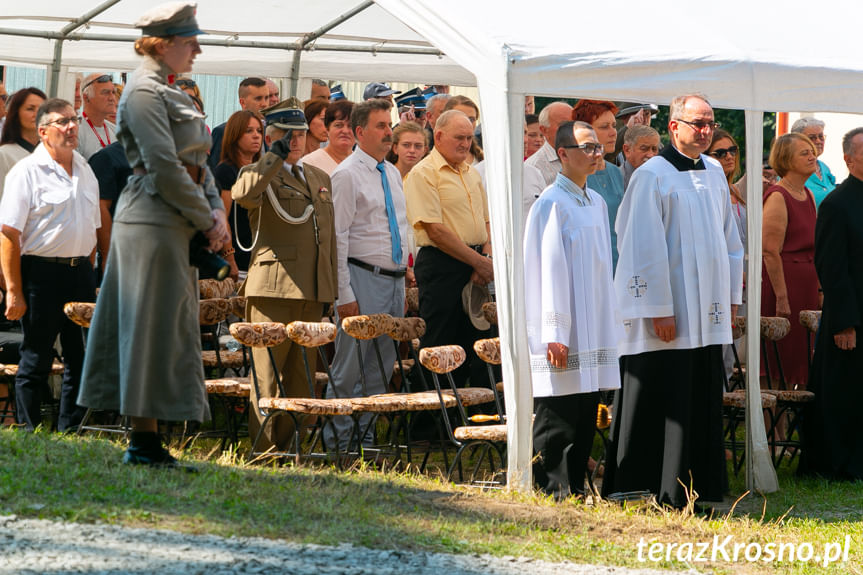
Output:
[800, 127, 863, 481]
[602, 94, 744, 508]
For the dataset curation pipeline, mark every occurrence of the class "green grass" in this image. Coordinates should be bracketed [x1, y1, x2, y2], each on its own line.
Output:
[1, 428, 861, 574]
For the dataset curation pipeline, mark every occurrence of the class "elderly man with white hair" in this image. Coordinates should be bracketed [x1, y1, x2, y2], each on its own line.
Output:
[526, 101, 574, 186]
[77, 73, 117, 160]
[405, 109, 493, 390]
[619, 124, 660, 189]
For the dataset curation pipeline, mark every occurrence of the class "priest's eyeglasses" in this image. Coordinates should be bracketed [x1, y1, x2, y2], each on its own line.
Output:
[677, 119, 720, 132]
[709, 145, 738, 159]
[562, 142, 605, 155]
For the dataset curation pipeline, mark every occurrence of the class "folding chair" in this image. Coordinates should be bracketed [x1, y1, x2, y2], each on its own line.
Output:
[716, 315, 781, 473]
[199, 277, 236, 300]
[726, 316, 747, 391]
[405, 287, 419, 317]
[416, 344, 500, 484]
[186, 298, 251, 451]
[63, 302, 130, 438]
[338, 314, 426, 464]
[799, 310, 821, 373]
[230, 321, 354, 466]
[760, 316, 815, 466]
[200, 297, 248, 377]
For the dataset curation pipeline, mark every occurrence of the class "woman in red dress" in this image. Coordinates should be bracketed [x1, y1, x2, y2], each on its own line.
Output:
[761, 132, 820, 389]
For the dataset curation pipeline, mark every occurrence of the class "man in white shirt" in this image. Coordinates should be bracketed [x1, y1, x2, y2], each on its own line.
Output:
[603, 94, 744, 509]
[0, 98, 100, 432]
[524, 121, 621, 499]
[526, 101, 573, 186]
[327, 98, 408, 450]
[474, 160, 544, 234]
[77, 73, 117, 160]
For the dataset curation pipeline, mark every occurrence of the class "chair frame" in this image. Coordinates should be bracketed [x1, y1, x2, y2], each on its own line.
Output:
[244, 323, 355, 468]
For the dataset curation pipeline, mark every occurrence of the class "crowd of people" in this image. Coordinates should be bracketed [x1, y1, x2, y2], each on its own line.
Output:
[0, 1, 859, 494]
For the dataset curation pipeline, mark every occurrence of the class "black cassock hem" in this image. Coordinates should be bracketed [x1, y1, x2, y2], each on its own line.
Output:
[602, 345, 727, 508]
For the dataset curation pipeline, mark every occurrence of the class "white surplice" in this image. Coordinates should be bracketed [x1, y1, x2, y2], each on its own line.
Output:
[614, 154, 744, 356]
[524, 173, 621, 398]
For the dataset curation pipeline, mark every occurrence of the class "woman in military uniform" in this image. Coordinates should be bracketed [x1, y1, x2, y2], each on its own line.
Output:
[79, 2, 229, 467]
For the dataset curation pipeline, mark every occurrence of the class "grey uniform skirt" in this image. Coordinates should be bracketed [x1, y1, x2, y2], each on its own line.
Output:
[78, 219, 209, 422]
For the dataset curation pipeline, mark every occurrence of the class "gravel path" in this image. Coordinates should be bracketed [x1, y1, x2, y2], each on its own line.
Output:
[0, 515, 698, 575]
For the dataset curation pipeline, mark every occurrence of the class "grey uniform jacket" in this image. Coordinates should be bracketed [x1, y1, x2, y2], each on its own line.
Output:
[79, 56, 222, 422]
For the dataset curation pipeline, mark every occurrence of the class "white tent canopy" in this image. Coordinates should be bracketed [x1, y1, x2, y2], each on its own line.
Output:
[377, 0, 863, 495]
[0, 1, 474, 87]
[4, 0, 859, 494]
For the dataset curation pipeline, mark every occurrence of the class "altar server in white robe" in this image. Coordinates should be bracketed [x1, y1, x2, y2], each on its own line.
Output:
[524, 121, 621, 499]
[602, 94, 744, 509]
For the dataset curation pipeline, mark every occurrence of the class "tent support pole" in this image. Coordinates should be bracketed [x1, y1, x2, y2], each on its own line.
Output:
[744, 110, 779, 494]
[289, 0, 374, 96]
[47, 0, 123, 97]
[49, 41, 64, 97]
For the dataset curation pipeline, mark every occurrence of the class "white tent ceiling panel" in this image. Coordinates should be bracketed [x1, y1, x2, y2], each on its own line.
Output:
[0, 1, 456, 82]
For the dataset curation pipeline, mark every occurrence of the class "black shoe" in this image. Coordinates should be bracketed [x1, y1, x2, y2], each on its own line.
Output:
[123, 446, 197, 473]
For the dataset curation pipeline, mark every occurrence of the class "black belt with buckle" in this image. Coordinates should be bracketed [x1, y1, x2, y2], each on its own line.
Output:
[347, 257, 406, 278]
[24, 255, 88, 267]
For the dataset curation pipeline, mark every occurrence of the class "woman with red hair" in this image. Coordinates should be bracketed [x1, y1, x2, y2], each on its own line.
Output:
[572, 99, 624, 270]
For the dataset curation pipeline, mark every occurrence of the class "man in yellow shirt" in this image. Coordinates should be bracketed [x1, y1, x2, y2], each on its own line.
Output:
[404, 109, 493, 389]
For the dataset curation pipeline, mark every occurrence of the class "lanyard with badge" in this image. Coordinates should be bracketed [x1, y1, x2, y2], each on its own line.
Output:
[83, 112, 111, 148]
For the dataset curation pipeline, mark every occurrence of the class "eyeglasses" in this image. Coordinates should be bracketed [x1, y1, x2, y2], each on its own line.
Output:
[806, 133, 826, 141]
[175, 78, 197, 89]
[709, 145, 738, 159]
[677, 119, 720, 132]
[42, 116, 80, 129]
[82, 74, 113, 92]
[562, 142, 605, 155]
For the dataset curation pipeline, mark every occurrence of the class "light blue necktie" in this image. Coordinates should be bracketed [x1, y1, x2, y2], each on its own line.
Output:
[377, 161, 402, 265]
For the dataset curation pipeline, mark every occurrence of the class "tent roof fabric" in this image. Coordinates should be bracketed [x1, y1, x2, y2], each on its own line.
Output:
[0, 1, 474, 85]
[376, 0, 863, 114]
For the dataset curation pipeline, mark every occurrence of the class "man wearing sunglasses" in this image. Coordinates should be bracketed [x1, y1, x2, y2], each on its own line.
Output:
[605, 94, 744, 510]
[0, 98, 99, 433]
[523, 121, 621, 499]
[77, 73, 117, 160]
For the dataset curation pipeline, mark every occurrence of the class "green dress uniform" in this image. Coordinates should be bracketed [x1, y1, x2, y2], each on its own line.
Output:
[233, 151, 337, 451]
[78, 55, 223, 422]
